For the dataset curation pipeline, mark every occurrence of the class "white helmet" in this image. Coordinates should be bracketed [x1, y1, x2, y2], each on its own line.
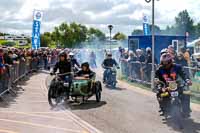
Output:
[69, 52, 74, 56]
[160, 48, 168, 55]
[146, 47, 151, 52]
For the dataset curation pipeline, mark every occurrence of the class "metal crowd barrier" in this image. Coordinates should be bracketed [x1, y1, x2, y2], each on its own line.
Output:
[0, 54, 58, 97]
[0, 58, 42, 97]
[121, 61, 200, 83]
[120, 61, 200, 102]
[121, 61, 157, 84]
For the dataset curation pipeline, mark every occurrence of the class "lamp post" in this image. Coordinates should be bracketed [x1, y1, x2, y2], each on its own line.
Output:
[145, 0, 158, 90]
[108, 25, 113, 51]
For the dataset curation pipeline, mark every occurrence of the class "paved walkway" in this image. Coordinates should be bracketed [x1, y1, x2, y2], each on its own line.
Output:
[0, 72, 102, 133]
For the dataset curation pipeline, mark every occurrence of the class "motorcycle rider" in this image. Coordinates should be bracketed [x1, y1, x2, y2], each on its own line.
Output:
[51, 51, 72, 99]
[52, 51, 72, 77]
[102, 52, 119, 83]
[75, 62, 95, 93]
[155, 52, 192, 117]
[69, 52, 80, 72]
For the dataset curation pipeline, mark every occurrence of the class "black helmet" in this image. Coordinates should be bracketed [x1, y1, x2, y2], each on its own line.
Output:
[81, 62, 89, 69]
[59, 51, 66, 58]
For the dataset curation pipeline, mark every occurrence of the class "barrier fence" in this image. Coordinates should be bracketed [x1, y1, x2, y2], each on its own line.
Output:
[120, 61, 200, 102]
[121, 61, 157, 84]
[0, 56, 57, 97]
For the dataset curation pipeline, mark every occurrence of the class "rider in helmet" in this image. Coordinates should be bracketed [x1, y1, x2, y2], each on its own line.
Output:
[155, 52, 192, 116]
[76, 62, 95, 79]
[102, 52, 119, 83]
[69, 52, 80, 71]
[52, 51, 72, 78]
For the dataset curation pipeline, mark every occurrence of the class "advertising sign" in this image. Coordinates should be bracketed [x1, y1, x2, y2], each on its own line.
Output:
[32, 10, 43, 49]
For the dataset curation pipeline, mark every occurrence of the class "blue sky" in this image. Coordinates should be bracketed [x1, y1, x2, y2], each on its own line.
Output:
[0, 0, 200, 35]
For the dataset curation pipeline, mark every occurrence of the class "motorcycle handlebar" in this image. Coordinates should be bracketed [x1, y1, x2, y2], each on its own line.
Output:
[50, 72, 74, 76]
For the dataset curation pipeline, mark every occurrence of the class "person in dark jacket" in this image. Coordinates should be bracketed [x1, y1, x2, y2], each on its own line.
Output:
[155, 53, 192, 117]
[51, 52, 72, 99]
[69, 52, 80, 69]
[175, 52, 189, 77]
[102, 52, 119, 83]
[76, 62, 95, 79]
[52, 52, 72, 78]
[175, 53, 188, 67]
[4, 51, 14, 65]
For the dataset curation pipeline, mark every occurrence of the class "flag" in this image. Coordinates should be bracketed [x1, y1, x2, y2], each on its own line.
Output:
[32, 10, 43, 50]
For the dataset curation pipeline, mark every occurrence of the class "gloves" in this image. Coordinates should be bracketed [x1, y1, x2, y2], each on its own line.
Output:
[50, 72, 55, 76]
[186, 79, 192, 86]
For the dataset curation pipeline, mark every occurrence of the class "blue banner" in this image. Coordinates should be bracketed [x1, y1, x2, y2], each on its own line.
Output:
[32, 20, 41, 49]
[143, 16, 150, 35]
[32, 10, 43, 50]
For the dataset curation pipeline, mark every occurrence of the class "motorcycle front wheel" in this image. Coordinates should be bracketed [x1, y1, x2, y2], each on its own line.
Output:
[48, 85, 65, 108]
[170, 101, 184, 129]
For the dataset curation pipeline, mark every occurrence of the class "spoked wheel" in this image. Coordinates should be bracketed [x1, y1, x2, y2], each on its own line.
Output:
[95, 81, 102, 102]
[48, 87, 58, 108]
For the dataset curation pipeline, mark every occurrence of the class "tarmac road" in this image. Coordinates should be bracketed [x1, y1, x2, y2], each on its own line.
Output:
[46, 71, 200, 133]
[0, 71, 199, 133]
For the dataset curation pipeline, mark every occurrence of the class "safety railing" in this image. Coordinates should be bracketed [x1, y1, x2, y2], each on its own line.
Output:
[120, 60, 200, 102]
[0, 55, 57, 97]
[120, 61, 157, 84]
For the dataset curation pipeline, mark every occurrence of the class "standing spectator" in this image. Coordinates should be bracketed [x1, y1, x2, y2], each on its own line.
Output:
[0, 48, 5, 75]
[175, 52, 188, 67]
[183, 48, 191, 65]
[136, 49, 145, 63]
[4, 50, 14, 65]
[168, 45, 176, 61]
[127, 51, 137, 80]
[136, 49, 145, 80]
[175, 52, 189, 77]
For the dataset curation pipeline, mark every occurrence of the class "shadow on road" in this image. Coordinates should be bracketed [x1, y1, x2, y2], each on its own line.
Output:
[0, 86, 24, 108]
[68, 100, 107, 110]
[50, 100, 107, 111]
[163, 117, 200, 133]
[104, 85, 126, 91]
[0, 72, 38, 108]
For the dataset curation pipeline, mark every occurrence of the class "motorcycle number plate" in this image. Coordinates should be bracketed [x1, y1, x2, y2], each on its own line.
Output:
[63, 83, 69, 87]
[170, 91, 179, 97]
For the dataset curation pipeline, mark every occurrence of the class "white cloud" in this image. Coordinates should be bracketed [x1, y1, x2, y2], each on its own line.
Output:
[0, 0, 200, 35]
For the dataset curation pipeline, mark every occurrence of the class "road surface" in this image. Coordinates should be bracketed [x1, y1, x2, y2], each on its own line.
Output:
[46, 70, 200, 133]
[0, 71, 199, 133]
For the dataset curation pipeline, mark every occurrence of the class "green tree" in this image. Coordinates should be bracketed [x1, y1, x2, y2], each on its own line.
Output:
[40, 32, 51, 47]
[113, 32, 127, 40]
[175, 10, 194, 36]
[39, 22, 106, 48]
[149, 25, 161, 34]
[132, 29, 143, 35]
[88, 27, 106, 41]
[194, 23, 200, 38]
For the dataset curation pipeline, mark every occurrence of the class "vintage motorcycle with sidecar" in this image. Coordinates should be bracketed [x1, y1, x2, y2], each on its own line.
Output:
[48, 72, 102, 107]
